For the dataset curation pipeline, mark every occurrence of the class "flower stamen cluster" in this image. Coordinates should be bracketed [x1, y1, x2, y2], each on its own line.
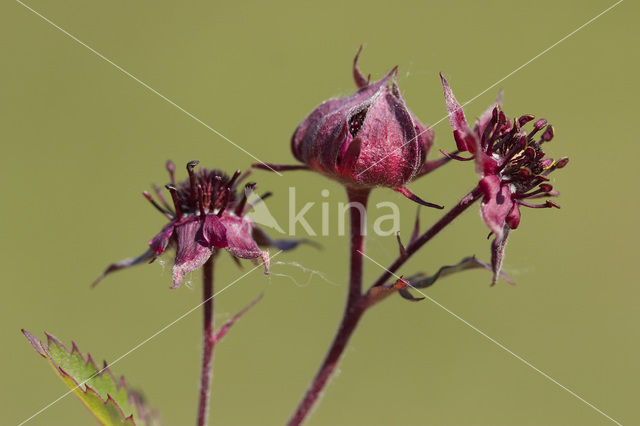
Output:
[93, 161, 301, 289]
[441, 74, 568, 283]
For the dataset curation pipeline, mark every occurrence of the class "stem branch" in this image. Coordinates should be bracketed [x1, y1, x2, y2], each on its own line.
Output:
[369, 186, 481, 289]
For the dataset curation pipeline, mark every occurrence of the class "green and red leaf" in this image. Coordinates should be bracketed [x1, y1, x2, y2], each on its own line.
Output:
[22, 330, 159, 426]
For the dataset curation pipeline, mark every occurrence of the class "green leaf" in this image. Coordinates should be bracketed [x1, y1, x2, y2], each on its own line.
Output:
[22, 330, 159, 426]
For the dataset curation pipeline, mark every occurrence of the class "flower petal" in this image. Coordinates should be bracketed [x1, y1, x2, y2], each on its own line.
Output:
[172, 219, 213, 289]
[479, 176, 514, 238]
[149, 223, 175, 261]
[475, 150, 499, 177]
[291, 71, 393, 168]
[199, 215, 228, 248]
[440, 73, 476, 153]
[220, 215, 269, 273]
[506, 203, 521, 230]
[336, 136, 361, 178]
[351, 83, 422, 187]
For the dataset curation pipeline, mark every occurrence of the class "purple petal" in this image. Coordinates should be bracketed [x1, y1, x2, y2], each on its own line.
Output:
[291, 71, 394, 167]
[149, 223, 175, 260]
[475, 150, 499, 176]
[172, 219, 213, 289]
[479, 176, 514, 238]
[506, 203, 521, 230]
[199, 215, 228, 248]
[440, 73, 476, 153]
[336, 137, 361, 178]
[220, 215, 270, 273]
[351, 85, 422, 187]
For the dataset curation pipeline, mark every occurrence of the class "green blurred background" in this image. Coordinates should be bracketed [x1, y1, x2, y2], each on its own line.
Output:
[2, 0, 638, 425]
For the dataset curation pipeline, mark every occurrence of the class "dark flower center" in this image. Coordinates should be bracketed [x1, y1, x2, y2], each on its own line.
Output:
[143, 161, 257, 222]
[479, 107, 566, 196]
[176, 168, 237, 215]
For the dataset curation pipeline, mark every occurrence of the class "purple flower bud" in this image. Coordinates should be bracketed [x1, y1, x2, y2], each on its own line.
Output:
[256, 48, 440, 208]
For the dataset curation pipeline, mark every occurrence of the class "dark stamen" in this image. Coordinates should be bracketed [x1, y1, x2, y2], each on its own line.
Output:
[216, 188, 231, 217]
[516, 183, 553, 200]
[497, 139, 527, 173]
[527, 119, 547, 141]
[233, 169, 252, 189]
[235, 183, 256, 215]
[518, 114, 535, 126]
[196, 185, 205, 216]
[186, 160, 200, 204]
[481, 119, 497, 153]
[165, 184, 183, 220]
[227, 170, 242, 190]
[541, 125, 554, 142]
[166, 160, 176, 185]
[143, 191, 174, 219]
[152, 183, 173, 212]
[211, 175, 221, 205]
[517, 200, 559, 209]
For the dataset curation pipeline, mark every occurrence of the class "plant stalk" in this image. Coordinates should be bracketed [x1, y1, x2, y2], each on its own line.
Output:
[288, 186, 480, 425]
[287, 187, 370, 426]
[197, 256, 215, 426]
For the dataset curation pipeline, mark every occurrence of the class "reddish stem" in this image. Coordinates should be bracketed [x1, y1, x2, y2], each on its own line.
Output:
[369, 186, 481, 289]
[288, 186, 480, 425]
[287, 187, 370, 426]
[197, 257, 215, 426]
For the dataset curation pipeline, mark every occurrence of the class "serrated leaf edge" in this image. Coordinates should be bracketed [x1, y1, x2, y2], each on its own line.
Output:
[23, 329, 144, 425]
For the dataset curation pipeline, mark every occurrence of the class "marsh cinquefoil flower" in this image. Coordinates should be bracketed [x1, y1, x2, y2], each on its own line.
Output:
[255, 47, 442, 208]
[93, 161, 300, 289]
[441, 75, 569, 283]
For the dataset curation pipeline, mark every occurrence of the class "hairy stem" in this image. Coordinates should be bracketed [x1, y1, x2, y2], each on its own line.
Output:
[288, 187, 370, 426]
[197, 256, 215, 426]
[369, 186, 481, 289]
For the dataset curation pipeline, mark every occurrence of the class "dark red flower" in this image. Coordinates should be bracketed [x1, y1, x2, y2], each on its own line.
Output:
[93, 161, 302, 289]
[255, 48, 441, 208]
[441, 75, 568, 284]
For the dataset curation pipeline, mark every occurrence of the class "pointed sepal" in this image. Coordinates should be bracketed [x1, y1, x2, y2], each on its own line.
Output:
[409, 255, 514, 289]
[92, 250, 153, 288]
[394, 186, 443, 209]
[251, 163, 310, 172]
